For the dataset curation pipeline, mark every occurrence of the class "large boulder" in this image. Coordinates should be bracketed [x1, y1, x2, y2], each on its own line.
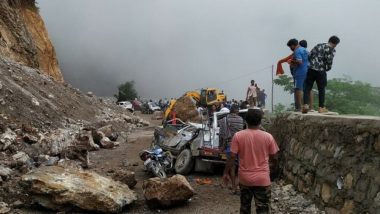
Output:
[21, 166, 136, 213]
[173, 96, 201, 122]
[142, 175, 195, 208]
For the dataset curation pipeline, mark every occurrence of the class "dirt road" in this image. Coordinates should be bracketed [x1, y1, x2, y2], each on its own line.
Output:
[90, 113, 241, 214]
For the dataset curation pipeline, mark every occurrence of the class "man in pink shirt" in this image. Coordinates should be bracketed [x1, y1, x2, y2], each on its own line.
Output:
[223, 108, 279, 214]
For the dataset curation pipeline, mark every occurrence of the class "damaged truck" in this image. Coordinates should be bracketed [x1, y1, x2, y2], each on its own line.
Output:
[153, 109, 249, 174]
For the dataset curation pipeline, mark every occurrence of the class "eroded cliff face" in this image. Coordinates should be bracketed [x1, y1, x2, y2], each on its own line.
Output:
[0, 0, 63, 82]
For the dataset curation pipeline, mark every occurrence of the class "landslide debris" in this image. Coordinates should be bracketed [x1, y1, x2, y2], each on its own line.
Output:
[0, 57, 149, 212]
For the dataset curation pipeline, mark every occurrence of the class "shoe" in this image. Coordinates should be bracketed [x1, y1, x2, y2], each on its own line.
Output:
[318, 107, 329, 113]
[302, 105, 309, 114]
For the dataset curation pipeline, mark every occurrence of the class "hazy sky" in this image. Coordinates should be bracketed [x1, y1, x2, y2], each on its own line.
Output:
[38, 0, 380, 107]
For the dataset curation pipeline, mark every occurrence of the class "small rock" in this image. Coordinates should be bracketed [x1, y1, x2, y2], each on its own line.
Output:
[11, 200, 23, 208]
[123, 115, 132, 123]
[122, 160, 129, 167]
[100, 137, 115, 149]
[22, 134, 38, 144]
[109, 133, 119, 141]
[0, 202, 10, 214]
[12, 74, 22, 82]
[112, 169, 137, 188]
[141, 120, 150, 127]
[31, 98, 40, 106]
[47, 94, 55, 99]
[97, 125, 114, 138]
[86, 91, 94, 97]
[12, 152, 32, 165]
[46, 156, 60, 166]
[0, 166, 12, 180]
[0, 129, 17, 151]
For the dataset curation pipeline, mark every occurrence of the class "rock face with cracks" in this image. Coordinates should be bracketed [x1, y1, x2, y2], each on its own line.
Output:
[21, 166, 137, 213]
[0, 0, 63, 82]
[143, 175, 195, 208]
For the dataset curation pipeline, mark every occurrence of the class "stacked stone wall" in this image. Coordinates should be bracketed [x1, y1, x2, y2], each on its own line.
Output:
[270, 113, 380, 213]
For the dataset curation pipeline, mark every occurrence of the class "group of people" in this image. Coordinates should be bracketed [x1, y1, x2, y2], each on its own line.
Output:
[246, 80, 267, 108]
[278, 35, 340, 113]
[216, 36, 341, 214]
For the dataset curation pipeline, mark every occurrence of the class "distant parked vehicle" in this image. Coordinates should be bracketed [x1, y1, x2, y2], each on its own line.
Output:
[148, 102, 161, 112]
[117, 101, 134, 113]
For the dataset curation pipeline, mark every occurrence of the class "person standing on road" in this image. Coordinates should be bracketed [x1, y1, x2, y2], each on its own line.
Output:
[287, 38, 309, 111]
[246, 80, 257, 107]
[218, 104, 244, 194]
[223, 108, 279, 214]
[302, 36, 340, 113]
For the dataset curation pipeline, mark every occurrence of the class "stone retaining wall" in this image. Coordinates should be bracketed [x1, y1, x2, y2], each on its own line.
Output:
[270, 113, 380, 213]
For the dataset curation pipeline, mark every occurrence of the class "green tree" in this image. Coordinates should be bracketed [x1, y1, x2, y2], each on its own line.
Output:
[326, 78, 380, 116]
[273, 103, 287, 115]
[274, 75, 380, 116]
[273, 75, 294, 94]
[114, 81, 138, 102]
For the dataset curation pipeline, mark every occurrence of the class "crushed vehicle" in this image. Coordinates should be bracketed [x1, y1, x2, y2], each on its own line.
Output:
[163, 88, 226, 123]
[153, 109, 249, 174]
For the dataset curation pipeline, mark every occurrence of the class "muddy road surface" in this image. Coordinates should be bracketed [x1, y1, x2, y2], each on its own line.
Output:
[90, 113, 241, 214]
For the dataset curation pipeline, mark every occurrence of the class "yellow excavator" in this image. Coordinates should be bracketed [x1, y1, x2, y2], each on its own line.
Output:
[163, 88, 226, 122]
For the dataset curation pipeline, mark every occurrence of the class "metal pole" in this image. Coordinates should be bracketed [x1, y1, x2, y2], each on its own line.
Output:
[271, 64, 274, 112]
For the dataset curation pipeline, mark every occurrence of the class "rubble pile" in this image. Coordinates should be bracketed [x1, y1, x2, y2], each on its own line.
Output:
[0, 57, 150, 212]
[21, 166, 137, 213]
[143, 175, 195, 208]
[271, 182, 324, 214]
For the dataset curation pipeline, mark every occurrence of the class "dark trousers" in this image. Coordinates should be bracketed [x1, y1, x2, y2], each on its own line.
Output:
[303, 68, 327, 108]
[240, 185, 271, 214]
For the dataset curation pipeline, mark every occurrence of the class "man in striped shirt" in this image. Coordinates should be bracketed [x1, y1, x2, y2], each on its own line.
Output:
[218, 104, 244, 193]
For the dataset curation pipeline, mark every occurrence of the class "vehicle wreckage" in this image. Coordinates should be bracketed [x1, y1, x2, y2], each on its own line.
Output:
[153, 109, 250, 174]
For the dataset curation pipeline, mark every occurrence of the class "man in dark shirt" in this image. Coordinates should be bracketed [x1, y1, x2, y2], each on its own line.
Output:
[218, 104, 244, 193]
[303, 36, 340, 114]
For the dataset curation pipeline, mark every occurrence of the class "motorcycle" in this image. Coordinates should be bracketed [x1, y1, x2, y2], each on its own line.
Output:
[139, 146, 173, 178]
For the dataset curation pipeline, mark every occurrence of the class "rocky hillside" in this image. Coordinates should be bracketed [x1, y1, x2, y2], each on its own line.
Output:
[0, 56, 151, 208]
[0, 0, 63, 82]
